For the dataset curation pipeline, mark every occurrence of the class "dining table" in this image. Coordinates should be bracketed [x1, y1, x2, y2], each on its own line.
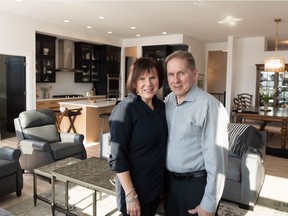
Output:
[234, 106, 288, 149]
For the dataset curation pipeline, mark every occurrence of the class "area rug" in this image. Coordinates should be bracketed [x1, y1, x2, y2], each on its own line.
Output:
[6, 183, 119, 216]
[5, 182, 288, 216]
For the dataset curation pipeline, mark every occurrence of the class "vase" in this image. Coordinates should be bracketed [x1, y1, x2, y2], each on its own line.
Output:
[261, 102, 271, 112]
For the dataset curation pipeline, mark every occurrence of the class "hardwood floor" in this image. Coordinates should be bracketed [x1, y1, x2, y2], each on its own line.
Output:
[0, 133, 288, 211]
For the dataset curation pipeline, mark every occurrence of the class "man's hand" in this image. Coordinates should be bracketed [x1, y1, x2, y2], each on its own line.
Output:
[188, 205, 215, 216]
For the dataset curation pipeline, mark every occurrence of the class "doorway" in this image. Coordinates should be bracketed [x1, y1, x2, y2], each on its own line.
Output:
[207, 50, 227, 105]
[0, 55, 26, 139]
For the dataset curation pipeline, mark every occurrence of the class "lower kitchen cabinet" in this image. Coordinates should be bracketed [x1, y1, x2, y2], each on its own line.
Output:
[36, 100, 59, 110]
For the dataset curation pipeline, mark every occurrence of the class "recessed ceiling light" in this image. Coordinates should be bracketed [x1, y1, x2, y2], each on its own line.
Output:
[162, 32, 167, 35]
[15, 0, 22, 2]
[98, 16, 105, 20]
[136, 34, 141, 37]
[218, 16, 242, 27]
[131, 27, 136, 30]
[107, 31, 112, 34]
[64, 20, 70, 23]
[86, 26, 92, 29]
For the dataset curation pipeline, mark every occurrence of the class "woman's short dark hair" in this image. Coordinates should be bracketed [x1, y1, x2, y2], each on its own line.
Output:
[127, 57, 164, 94]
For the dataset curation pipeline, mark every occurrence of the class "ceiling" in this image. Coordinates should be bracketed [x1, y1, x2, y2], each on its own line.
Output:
[1, 0, 288, 50]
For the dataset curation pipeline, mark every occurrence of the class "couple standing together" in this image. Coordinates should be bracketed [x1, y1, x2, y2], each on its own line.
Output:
[108, 50, 229, 216]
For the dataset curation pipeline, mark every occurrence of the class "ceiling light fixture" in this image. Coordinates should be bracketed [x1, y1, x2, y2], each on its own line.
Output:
[264, 18, 285, 72]
[131, 27, 136, 30]
[107, 31, 112, 34]
[64, 20, 70, 23]
[162, 32, 167, 35]
[136, 34, 141, 37]
[218, 16, 242, 27]
[98, 16, 105, 20]
[86, 26, 92, 29]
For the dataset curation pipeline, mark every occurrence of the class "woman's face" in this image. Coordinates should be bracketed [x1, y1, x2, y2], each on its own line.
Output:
[136, 68, 159, 102]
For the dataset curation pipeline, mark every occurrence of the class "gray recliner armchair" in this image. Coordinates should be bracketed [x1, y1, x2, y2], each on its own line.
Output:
[0, 146, 23, 197]
[14, 109, 87, 172]
[222, 123, 266, 211]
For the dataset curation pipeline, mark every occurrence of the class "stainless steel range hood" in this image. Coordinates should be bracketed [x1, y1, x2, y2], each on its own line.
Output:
[56, 39, 82, 72]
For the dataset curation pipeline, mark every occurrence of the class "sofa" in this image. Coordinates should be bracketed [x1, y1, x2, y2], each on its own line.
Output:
[222, 123, 266, 211]
[0, 146, 23, 197]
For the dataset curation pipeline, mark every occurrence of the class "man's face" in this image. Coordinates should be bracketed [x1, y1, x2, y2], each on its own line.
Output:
[166, 58, 197, 99]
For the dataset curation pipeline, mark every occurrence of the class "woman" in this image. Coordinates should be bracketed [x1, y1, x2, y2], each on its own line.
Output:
[108, 57, 168, 216]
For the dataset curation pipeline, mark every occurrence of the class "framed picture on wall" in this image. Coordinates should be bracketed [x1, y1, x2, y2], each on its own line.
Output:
[197, 74, 205, 90]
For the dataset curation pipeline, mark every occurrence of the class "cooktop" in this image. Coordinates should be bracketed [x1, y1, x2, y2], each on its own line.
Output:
[52, 94, 84, 98]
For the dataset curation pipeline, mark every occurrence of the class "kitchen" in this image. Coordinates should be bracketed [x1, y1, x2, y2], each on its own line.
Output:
[35, 34, 122, 145]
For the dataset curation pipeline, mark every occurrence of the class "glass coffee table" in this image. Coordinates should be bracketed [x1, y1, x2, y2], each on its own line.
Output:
[50, 157, 117, 216]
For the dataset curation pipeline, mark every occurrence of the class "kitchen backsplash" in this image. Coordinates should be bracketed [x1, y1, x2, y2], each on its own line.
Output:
[36, 72, 93, 99]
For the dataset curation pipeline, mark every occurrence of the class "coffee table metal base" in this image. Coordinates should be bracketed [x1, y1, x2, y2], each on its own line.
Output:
[33, 158, 81, 207]
[50, 157, 117, 216]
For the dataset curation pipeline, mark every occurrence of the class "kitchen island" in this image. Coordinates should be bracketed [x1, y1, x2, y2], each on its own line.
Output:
[58, 99, 117, 145]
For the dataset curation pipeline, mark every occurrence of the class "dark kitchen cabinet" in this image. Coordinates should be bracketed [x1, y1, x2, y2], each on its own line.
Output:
[74, 42, 100, 83]
[142, 44, 188, 99]
[96, 45, 121, 95]
[36, 34, 56, 82]
[74, 42, 121, 95]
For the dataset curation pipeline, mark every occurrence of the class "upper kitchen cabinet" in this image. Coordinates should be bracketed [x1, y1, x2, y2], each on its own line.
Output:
[142, 45, 188, 62]
[74, 42, 100, 83]
[36, 34, 56, 83]
[99, 45, 121, 74]
[256, 64, 288, 107]
[142, 45, 170, 62]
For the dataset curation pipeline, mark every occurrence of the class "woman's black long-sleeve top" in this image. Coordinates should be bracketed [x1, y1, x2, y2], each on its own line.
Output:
[108, 93, 168, 203]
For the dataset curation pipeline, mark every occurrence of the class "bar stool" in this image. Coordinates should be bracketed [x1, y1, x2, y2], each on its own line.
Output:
[99, 112, 111, 159]
[53, 107, 82, 133]
[98, 100, 121, 158]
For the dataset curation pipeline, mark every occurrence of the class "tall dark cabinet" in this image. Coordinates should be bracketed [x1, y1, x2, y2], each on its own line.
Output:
[256, 64, 288, 107]
[98, 45, 121, 97]
[36, 34, 56, 83]
[142, 44, 188, 99]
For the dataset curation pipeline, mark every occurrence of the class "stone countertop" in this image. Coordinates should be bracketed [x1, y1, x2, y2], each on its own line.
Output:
[58, 98, 117, 108]
[36, 95, 106, 102]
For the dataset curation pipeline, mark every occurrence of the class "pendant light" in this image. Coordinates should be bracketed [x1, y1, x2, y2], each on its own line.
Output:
[264, 18, 285, 72]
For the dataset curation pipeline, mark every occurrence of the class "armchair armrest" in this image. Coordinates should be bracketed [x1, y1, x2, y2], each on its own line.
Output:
[240, 148, 265, 205]
[0, 146, 21, 161]
[60, 132, 84, 144]
[19, 139, 51, 151]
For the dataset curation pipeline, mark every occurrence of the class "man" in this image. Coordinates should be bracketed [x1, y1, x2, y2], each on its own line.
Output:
[163, 50, 229, 216]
